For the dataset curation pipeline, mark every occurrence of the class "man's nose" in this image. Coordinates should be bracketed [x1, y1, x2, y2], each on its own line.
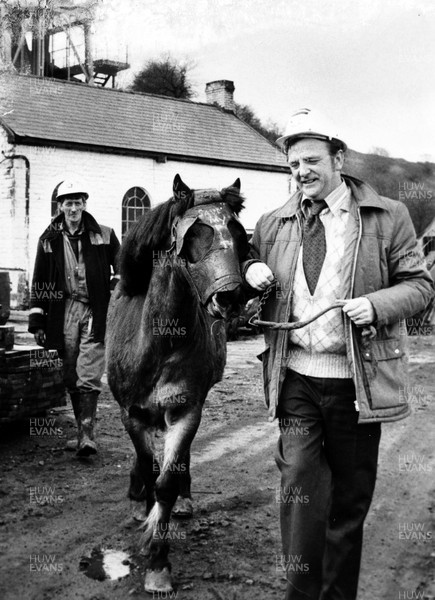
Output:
[299, 161, 310, 177]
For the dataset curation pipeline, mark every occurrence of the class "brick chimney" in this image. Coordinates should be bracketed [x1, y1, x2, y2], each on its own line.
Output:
[205, 80, 235, 112]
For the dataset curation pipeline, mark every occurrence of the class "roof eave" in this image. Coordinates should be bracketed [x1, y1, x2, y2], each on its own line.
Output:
[13, 135, 290, 173]
[0, 119, 17, 144]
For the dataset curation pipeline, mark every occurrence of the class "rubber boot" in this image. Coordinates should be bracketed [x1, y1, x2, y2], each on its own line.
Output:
[70, 391, 81, 421]
[76, 392, 98, 457]
[65, 391, 81, 451]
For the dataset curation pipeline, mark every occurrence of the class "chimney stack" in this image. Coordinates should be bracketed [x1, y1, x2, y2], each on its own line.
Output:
[205, 80, 235, 112]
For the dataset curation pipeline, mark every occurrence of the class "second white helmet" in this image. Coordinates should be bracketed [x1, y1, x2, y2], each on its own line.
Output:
[56, 180, 89, 202]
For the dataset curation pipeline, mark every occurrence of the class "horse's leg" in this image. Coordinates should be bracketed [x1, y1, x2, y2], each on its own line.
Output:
[172, 448, 194, 519]
[121, 408, 158, 522]
[142, 404, 202, 593]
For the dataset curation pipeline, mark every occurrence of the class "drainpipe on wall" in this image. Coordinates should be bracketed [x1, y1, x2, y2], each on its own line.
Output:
[1, 151, 30, 306]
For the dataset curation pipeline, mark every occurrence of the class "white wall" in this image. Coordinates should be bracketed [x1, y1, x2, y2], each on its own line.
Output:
[4, 141, 290, 303]
[0, 129, 28, 271]
[0, 129, 30, 304]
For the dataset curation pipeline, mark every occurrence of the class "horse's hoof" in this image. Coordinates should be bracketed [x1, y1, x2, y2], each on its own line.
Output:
[76, 440, 97, 457]
[131, 501, 148, 522]
[144, 567, 173, 593]
[172, 496, 193, 519]
[64, 439, 77, 452]
[122, 501, 147, 528]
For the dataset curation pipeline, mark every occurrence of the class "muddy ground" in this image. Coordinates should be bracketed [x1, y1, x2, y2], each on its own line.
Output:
[0, 332, 434, 600]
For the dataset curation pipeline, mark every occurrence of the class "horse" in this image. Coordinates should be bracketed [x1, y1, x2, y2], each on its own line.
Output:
[106, 174, 248, 593]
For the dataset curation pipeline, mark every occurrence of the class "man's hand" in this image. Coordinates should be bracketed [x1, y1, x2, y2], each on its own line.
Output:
[34, 329, 46, 346]
[245, 262, 275, 291]
[342, 297, 376, 326]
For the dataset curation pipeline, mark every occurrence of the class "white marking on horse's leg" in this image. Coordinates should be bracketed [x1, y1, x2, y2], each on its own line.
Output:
[140, 502, 162, 548]
[162, 423, 183, 473]
[163, 407, 201, 471]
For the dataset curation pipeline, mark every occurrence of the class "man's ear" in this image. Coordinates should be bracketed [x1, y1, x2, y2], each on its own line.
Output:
[334, 149, 345, 171]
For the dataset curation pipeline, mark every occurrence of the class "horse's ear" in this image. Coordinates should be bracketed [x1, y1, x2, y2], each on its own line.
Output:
[222, 178, 244, 214]
[173, 174, 192, 203]
[229, 178, 241, 191]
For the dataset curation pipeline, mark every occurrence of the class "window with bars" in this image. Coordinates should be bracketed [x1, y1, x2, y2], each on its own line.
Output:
[122, 187, 151, 238]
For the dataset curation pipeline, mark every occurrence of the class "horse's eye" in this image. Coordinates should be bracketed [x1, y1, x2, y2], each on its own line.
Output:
[227, 220, 249, 259]
[183, 223, 215, 263]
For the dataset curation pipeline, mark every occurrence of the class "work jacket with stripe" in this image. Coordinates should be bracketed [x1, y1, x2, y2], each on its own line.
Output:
[28, 211, 120, 352]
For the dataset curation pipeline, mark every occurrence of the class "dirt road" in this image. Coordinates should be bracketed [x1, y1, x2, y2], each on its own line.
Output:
[0, 334, 434, 600]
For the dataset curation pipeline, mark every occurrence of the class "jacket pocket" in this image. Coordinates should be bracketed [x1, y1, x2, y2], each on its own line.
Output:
[361, 339, 408, 409]
[257, 346, 271, 408]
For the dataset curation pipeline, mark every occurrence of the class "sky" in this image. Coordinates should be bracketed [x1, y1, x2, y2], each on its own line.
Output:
[91, 0, 435, 162]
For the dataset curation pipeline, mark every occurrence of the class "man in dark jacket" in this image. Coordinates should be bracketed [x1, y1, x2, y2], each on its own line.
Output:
[242, 108, 434, 600]
[29, 180, 120, 456]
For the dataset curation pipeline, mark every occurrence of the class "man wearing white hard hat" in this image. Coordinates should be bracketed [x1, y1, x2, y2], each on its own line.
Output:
[29, 180, 120, 457]
[242, 108, 433, 599]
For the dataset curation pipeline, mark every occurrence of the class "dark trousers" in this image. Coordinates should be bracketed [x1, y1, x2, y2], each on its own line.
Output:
[275, 369, 381, 600]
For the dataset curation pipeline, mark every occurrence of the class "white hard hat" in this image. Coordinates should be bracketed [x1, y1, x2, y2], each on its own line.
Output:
[276, 108, 347, 152]
[56, 180, 89, 201]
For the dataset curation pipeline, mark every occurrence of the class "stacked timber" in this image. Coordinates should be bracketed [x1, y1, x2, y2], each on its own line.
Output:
[0, 337, 66, 424]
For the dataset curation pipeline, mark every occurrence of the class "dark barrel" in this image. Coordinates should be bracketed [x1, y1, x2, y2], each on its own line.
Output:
[0, 271, 11, 325]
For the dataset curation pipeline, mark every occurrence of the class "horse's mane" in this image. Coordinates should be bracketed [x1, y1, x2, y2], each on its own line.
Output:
[120, 183, 244, 297]
[120, 193, 190, 296]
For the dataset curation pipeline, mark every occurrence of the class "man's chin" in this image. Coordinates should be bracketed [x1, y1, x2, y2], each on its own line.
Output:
[301, 185, 320, 199]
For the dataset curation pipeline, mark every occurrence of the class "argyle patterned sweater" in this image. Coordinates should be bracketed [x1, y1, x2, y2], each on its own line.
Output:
[286, 182, 353, 378]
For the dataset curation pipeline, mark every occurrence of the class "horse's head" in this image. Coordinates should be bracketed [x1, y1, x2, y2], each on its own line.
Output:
[171, 174, 248, 319]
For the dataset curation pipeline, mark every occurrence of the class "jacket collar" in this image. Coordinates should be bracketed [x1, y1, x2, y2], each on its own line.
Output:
[274, 174, 388, 219]
[41, 211, 102, 240]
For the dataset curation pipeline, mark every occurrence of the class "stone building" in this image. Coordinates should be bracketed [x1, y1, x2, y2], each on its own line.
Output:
[0, 73, 289, 306]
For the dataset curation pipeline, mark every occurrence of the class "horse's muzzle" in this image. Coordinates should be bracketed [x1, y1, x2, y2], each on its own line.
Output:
[207, 283, 244, 319]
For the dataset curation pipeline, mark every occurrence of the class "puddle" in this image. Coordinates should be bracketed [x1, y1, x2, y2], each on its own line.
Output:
[79, 547, 131, 581]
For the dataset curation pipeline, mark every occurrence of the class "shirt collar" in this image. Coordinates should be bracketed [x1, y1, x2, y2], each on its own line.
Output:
[273, 175, 389, 223]
[301, 179, 350, 217]
[61, 220, 84, 236]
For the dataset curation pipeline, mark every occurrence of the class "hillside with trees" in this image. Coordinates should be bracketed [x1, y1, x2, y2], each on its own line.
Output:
[343, 150, 435, 238]
[233, 102, 281, 146]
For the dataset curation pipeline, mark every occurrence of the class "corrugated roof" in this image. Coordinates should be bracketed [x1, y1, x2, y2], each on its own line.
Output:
[0, 73, 288, 170]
